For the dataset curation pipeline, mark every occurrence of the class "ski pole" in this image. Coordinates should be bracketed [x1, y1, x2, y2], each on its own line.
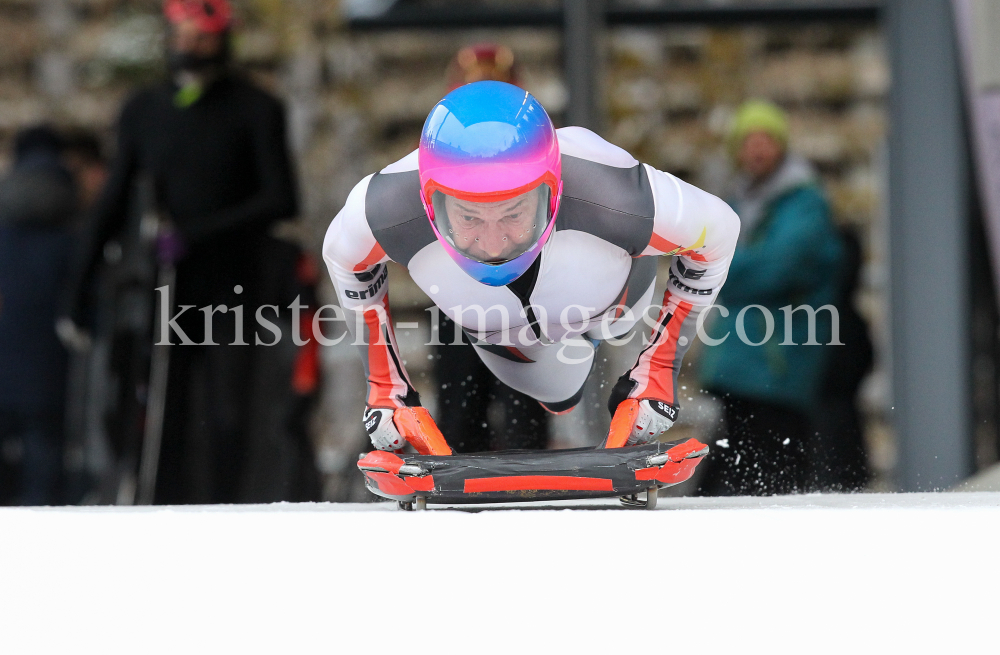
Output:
[136, 255, 176, 505]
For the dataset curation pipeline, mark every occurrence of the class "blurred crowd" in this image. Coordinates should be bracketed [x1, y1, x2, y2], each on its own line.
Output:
[0, 0, 875, 506]
[0, 125, 105, 504]
[2, 0, 321, 506]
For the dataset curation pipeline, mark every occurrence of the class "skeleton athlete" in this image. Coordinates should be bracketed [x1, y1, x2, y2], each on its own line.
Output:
[323, 82, 740, 455]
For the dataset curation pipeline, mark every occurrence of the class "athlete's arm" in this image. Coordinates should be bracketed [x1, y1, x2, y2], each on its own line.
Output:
[322, 176, 451, 455]
[607, 168, 740, 447]
[323, 175, 416, 410]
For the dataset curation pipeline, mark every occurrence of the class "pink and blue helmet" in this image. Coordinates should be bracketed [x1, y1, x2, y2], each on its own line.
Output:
[418, 81, 562, 286]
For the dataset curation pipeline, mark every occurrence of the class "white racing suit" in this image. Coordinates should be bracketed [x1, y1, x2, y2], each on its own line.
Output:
[323, 127, 739, 443]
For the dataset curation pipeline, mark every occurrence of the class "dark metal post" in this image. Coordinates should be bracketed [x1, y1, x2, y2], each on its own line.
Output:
[563, 0, 604, 131]
[887, 0, 973, 490]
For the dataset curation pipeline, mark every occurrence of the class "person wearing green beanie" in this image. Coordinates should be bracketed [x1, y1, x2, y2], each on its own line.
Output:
[727, 99, 790, 159]
[696, 99, 846, 496]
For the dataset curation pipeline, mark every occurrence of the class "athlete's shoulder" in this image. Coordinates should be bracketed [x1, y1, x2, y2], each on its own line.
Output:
[362, 150, 436, 266]
[326, 151, 435, 270]
[555, 127, 654, 256]
[557, 127, 640, 168]
[324, 174, 377, 269]
[367, 149, 422, 226]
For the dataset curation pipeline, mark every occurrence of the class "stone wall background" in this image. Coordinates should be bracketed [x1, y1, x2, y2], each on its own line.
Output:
[0, 0, 894, 496]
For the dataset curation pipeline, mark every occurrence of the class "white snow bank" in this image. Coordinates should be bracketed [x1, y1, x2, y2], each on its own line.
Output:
[2, 493, 998, 654]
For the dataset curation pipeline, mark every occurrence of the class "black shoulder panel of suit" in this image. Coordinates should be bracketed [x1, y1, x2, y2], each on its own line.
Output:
[365, 169, 436, 266]
[557, 155, 655, 257]
[622, 255, 658, 308]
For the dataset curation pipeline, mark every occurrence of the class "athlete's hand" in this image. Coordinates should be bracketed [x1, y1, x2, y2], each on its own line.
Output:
[363, 406, 453, 456]
[364, 407, 404, 451]
[604, 398, 678, 448]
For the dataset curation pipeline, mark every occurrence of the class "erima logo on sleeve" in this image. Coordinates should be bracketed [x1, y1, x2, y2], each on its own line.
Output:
[346, 264, 389, 300]
[354, 263, 382, 283]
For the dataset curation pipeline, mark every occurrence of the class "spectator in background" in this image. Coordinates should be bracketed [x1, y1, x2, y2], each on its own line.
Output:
[434, 44, 550, 452]
[809, 227, 873, 491]
[61, 129, 109, 217]
[48, 128, 109, 505]
[445, 43, 518, 90]
[60, 0, 301, 504]
[0, 126, 77, 504]
[696, 100, 844, 496]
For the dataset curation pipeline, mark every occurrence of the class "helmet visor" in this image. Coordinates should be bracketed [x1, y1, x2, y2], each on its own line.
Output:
[430, 184, 552, 265]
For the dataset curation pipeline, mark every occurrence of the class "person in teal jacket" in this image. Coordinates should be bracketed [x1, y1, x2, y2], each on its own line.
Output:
[696, 100, 844, 496]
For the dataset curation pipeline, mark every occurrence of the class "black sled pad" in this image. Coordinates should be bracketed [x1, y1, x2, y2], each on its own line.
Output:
[357, 438, 708, 505]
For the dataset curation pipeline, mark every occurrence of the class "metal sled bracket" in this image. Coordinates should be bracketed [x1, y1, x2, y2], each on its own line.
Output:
[619, 487, 659, 510]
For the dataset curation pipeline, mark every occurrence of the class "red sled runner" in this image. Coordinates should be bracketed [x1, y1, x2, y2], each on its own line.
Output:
[358, 437, 709, 511]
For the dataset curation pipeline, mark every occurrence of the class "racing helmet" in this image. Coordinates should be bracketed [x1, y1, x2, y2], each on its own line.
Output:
[418, 81, 562, 286]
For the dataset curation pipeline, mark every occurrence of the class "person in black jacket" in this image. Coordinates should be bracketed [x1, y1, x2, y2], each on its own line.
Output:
[0, 126, 77, 505]
[806, 228, 873, 491]
[60, 0, 299, 503]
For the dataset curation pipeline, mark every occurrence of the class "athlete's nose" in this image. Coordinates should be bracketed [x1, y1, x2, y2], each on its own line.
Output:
[479, 222, 509, 259]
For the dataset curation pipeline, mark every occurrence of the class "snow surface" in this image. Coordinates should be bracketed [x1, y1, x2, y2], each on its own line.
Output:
[2, 493, 999, 654]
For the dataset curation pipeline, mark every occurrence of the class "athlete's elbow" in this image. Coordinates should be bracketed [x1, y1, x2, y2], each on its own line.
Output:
[707, 199, 740, 259]
[712, 197, 740, 240]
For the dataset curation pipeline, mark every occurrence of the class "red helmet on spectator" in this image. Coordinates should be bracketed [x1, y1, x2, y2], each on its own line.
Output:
[164, 0, 232, 34]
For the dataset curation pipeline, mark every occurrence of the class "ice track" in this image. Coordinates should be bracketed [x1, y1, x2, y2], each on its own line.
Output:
[2, 492, 998, 654]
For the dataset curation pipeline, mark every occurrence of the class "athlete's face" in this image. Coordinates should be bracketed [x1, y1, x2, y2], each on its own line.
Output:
[443, 190, 540, 262]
